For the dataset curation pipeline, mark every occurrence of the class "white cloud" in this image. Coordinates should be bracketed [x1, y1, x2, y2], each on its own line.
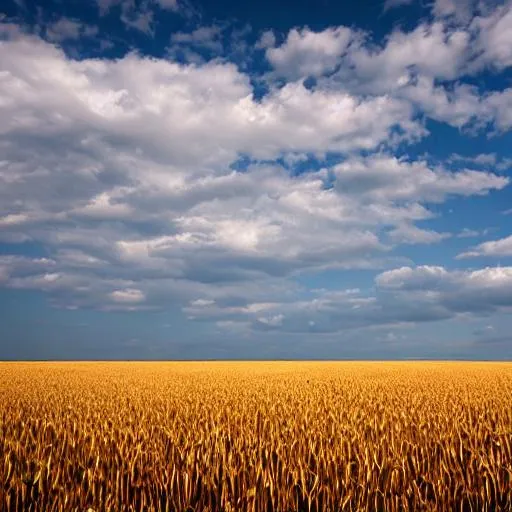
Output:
[0, 21, 510, 316]
[331, 155, 507, 203]
[0, 213, 31, 226]
[388, 224, 450, 244]
[484, 88, 512, 130]
[376, 265, 449, 289]
[261, 14, 512, 132]
[109, 288, 145, 303]
[457, 235, 512, 258]
[325, 22, 470, 94]
[472, 3, 512, 70]
[112, 164, 389, 278]
[378, 265, 512, 291]
[398, 77, 491, 128]
[0, 31, 424, 170]
[265, 26, 354, 80]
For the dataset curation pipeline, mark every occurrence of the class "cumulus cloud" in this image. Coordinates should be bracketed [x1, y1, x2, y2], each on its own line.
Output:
[484, 88, 512, 130]
[0, 10, 510, 328]
[265, 27, 355, 80]
[457, 235, 512, 258]
[262, 9, 512, 132]
[266, 21, 471, 95]
[331, 155, 507, 203]
[471, 2, 512, 71]
[377, 265, 512, 309]
[376, 265, 443, 288]
[348, 22, 469, 85]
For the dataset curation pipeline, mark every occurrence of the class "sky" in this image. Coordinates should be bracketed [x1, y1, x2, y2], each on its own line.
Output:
[0, 0, 512, 360]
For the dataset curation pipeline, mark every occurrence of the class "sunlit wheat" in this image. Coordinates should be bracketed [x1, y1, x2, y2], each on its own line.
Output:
[0, 362, 511, 511]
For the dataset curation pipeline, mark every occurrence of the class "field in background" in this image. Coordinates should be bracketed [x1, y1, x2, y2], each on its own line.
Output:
[1, 362, 511, 511]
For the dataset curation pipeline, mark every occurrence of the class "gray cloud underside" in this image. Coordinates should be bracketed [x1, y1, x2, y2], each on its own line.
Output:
[185, 266, 512, 334]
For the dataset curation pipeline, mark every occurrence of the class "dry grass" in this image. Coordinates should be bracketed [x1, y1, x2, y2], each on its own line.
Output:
[0, 361, 511, 511]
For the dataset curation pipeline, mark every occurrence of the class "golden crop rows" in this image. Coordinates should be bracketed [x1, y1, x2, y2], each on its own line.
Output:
[0, 362, 511, 511]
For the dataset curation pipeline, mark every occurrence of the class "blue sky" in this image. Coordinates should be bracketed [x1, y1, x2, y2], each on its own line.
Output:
[1, 0, 512, 359]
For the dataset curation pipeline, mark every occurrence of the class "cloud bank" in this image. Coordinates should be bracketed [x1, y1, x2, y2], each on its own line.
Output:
[0, 0, 511, 354]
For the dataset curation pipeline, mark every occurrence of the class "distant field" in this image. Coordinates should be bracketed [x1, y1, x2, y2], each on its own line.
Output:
[0, 362, 511, 511]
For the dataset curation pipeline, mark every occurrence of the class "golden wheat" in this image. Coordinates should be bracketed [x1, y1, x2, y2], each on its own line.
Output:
[0, 362, 511, 511]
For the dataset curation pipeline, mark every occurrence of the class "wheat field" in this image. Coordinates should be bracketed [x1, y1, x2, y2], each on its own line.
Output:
[0, 362, 511, 511]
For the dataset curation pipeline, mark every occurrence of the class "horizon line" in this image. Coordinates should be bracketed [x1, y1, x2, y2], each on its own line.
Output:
[1, 358, 511, 363]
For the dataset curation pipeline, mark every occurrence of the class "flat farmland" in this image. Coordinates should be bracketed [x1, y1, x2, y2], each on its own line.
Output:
[0, 362, 511, 511]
